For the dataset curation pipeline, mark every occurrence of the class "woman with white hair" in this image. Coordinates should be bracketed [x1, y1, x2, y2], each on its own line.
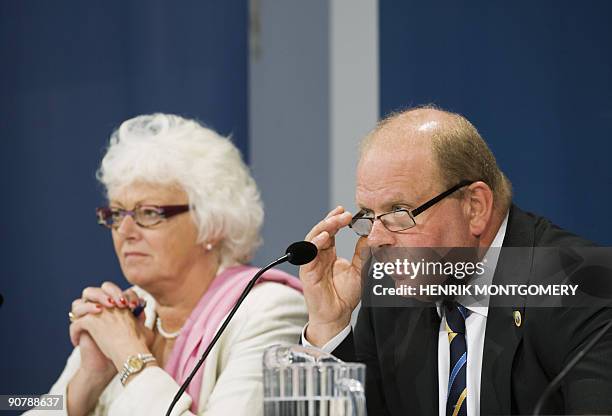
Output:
[30, 114, 307, 415]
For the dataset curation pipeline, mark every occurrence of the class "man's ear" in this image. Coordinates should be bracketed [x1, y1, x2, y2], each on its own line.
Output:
[464, 181, 494, 238]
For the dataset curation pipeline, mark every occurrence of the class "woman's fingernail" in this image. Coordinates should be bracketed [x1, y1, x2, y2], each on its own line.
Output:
[119, 297, 127, 305]
[130, 301, 138, 307]
[95, 304, 102, 310]
[108, 297, 115, 305]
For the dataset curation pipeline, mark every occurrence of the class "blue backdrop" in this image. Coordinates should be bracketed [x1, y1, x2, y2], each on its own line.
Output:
[0, 0, 248, 399]
[2, 0, 612, 406]
[380, 0, 612, 244]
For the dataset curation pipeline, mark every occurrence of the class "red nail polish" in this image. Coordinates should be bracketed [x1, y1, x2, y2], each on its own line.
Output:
[130, 301, 138, 307]
[108, 297, 115, 304]
[120, 298, 127, 305]
[95, 304, 102, 309]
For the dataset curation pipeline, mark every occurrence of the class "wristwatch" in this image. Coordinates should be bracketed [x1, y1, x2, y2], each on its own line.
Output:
[119, 353, 156, 385]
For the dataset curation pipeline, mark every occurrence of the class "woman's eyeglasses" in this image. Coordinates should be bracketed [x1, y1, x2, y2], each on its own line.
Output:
[96, 204, 190, 229]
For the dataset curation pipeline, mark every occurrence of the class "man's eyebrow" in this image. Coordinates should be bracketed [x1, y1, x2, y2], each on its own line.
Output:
[388, 199, 416, 209]
[357, 199, 416, 213]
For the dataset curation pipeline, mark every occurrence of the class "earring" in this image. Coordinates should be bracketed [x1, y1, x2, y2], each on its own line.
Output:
[205, 243, 213, 251]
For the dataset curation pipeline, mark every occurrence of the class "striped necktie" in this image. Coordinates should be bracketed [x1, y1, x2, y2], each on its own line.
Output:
[444, 301, 469, 416]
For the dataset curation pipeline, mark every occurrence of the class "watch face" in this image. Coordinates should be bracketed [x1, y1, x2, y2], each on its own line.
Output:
[127, 356, 144, 372]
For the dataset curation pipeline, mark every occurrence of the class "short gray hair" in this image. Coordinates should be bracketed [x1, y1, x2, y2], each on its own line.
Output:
[362, 105, 512, 213]
[97, 113, 263, 265]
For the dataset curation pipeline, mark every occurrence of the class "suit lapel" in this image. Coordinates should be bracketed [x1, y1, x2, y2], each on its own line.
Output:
[393, 305, 441, 415]
[481, 205, 532, 415]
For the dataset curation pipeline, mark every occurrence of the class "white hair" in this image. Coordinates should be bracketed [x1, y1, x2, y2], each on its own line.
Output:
[96, 113, 263, 265]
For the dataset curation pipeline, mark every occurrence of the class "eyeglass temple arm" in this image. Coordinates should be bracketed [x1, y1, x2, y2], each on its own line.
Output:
[160, 205, 190, 217]
[410, 180, 474, 217]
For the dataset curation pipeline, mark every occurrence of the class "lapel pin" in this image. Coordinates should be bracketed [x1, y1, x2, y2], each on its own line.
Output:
[513, 310, 522, 327]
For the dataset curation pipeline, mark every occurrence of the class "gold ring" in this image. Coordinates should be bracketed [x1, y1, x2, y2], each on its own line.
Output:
[68, 311, 76, 323]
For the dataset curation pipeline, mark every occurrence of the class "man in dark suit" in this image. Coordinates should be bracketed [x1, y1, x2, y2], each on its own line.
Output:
[300, 106, 612, 415]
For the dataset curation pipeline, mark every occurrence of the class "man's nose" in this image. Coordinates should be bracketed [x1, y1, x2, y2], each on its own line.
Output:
[367, 219, 395, 248]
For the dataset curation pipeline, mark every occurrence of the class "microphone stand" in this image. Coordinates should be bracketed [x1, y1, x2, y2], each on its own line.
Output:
[165, 254, 290, 416]
[532, 318, 612, 415]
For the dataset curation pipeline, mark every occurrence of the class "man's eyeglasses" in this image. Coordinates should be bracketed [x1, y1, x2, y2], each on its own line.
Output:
[349, 180, 475, 237]
[96, 204, 190, 229]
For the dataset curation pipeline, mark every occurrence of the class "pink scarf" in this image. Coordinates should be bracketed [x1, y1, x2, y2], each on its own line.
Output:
[163, 265, 303, 412]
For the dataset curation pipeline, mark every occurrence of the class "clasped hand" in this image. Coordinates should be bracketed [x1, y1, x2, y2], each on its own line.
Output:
[69, 282, 155, 376]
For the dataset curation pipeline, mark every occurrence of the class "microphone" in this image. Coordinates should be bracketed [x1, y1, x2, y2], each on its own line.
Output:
[532, 251, 612, 414]
[532, 317, 612, 415]
[285, 241, 318, 265]
[166, 241, 317, 415]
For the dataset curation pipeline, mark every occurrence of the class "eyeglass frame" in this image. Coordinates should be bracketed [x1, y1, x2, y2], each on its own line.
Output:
[96, 204, 190, 229]
[348, 180, 476, 237]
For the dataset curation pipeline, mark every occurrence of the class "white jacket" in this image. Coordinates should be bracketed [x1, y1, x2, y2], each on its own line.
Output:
[24, 282, 307, 416]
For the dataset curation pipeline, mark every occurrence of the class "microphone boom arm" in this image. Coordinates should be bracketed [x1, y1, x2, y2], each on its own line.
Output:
[165, 254, 290, 415]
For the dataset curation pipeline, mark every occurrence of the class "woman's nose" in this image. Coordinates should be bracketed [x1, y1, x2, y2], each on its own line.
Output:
[115, 213, 140, 237]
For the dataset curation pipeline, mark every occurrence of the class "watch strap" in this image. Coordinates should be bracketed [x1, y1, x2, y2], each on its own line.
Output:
[119, 353, 156, 386]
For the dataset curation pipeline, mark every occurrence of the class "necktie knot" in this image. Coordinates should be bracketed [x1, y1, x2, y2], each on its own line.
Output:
[444, 301, 469, 335]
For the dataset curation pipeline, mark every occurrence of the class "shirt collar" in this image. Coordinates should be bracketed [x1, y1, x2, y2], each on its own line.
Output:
[436, 210, 509, 319]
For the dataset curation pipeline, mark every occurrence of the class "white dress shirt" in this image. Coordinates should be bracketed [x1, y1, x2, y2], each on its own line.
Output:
[303, 213, 509, 416]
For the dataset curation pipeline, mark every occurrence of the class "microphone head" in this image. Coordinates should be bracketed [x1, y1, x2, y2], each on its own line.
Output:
[286, 241, 318, 265]
[570, 265, 612, 299]
[563, 248, 612, 299]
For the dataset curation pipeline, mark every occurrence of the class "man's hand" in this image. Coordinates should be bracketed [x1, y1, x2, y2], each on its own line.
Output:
[300, 206, 368, 347]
